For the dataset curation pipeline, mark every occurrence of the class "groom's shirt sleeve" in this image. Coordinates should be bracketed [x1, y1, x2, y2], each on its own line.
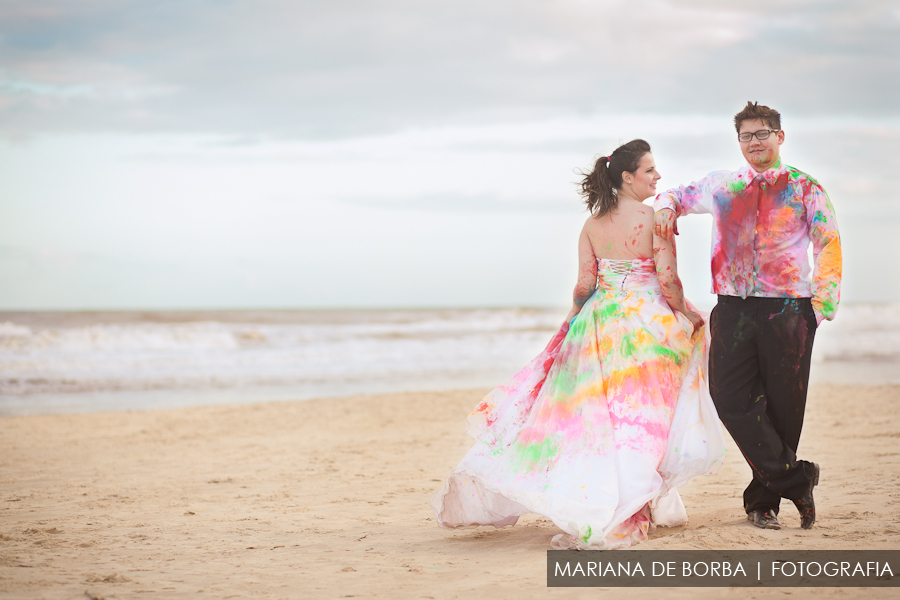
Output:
[652, 170, 731, 217]
[805, 181, 842, 324]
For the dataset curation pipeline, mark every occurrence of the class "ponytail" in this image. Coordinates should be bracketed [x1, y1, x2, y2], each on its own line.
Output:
[578, 139, 652, 217]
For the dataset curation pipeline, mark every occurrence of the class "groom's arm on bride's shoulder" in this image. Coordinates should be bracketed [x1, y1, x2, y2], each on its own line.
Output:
[653, 230, 703, 331]
[652, 170, 731, 240]
[565, 224, 599, 324]
[806, 181, 842, 326]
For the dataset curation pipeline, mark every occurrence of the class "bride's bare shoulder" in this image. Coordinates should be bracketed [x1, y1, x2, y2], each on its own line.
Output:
[582, 202, 653, 230]
[635, 202, 655, 225]
[629, 199, 654, 216]
[615, 200, 655, 224]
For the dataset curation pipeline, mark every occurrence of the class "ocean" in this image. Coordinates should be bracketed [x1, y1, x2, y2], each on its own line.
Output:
[1, 304, 898, 416]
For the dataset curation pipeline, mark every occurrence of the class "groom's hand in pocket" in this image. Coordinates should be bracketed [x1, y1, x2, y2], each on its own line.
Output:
[654, 209, 678, 240]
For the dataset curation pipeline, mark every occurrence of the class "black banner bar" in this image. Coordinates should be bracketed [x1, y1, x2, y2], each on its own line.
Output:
[547, 550, 900, 587]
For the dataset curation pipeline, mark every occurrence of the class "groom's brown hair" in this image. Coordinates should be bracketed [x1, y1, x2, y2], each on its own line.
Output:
[734, 101, 781, 133]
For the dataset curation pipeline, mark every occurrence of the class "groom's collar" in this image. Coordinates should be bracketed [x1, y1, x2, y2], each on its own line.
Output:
[738, 159, 786, 184]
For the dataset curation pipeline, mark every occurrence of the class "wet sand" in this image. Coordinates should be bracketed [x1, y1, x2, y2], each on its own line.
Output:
[1, 384, 899, 599]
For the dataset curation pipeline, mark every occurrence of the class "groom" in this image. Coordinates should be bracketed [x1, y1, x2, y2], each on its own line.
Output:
[653, 101, 842, 530]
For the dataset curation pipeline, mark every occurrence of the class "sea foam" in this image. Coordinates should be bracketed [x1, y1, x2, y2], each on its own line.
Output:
[0, 304, 896, 414]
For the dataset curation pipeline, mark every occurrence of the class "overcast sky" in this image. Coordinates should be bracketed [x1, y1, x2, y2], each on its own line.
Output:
[1, 0, 898, 310]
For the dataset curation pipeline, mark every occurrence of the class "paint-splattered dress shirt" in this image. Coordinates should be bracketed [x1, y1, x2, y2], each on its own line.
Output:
[653, 160, 841, 324]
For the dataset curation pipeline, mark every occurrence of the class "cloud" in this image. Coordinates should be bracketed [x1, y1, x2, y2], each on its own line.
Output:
[0, 3, 895, 309]
[0, 0, 897, 139]
[337, 192, 579, 214]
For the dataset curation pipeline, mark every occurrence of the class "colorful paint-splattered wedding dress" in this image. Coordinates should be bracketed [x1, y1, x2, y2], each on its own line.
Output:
[430, 258, 726, 550]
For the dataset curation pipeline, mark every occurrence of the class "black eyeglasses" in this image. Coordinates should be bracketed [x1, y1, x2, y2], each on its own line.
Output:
[738, 129, 780, 143]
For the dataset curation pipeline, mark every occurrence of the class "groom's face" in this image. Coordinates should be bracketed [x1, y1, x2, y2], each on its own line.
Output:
[738, 118, 784, 171]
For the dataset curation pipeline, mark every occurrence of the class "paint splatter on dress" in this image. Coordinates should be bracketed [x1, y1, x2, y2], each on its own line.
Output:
[430, 258, 726, 550]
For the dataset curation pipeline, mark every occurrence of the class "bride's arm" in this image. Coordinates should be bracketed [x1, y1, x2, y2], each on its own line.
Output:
[565, 226, 598, 323]
[653, 231, 703, 330]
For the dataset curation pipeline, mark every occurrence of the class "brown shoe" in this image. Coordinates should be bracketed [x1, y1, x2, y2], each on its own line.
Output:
[792, 463, 820, 530]
[748, 508, 781, 530]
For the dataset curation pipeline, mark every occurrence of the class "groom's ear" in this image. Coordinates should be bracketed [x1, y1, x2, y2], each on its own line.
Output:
[776, 130, 785, 145]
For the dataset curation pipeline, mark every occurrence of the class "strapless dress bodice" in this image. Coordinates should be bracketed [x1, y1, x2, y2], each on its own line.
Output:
[596, 258, 660, 293]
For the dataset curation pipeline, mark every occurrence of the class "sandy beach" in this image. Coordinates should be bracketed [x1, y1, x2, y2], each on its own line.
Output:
[1, 384, 899, 599]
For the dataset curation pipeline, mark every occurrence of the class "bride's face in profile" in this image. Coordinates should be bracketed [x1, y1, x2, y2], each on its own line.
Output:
[621, 153, 661, 201]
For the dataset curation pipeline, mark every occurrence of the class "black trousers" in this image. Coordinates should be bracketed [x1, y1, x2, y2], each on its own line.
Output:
[709, 295, 819, 514]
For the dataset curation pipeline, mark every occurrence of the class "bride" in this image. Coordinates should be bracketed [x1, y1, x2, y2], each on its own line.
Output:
[430, 139, 726, 550]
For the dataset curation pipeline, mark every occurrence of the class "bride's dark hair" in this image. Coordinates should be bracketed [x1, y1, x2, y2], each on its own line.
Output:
[579, 139, 652, 217]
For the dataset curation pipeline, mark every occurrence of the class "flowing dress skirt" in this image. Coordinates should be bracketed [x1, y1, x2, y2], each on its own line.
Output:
[430, 258, 726, 549]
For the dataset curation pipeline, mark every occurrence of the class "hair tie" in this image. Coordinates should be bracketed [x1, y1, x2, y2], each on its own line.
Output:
[605, 155, 611, 162]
